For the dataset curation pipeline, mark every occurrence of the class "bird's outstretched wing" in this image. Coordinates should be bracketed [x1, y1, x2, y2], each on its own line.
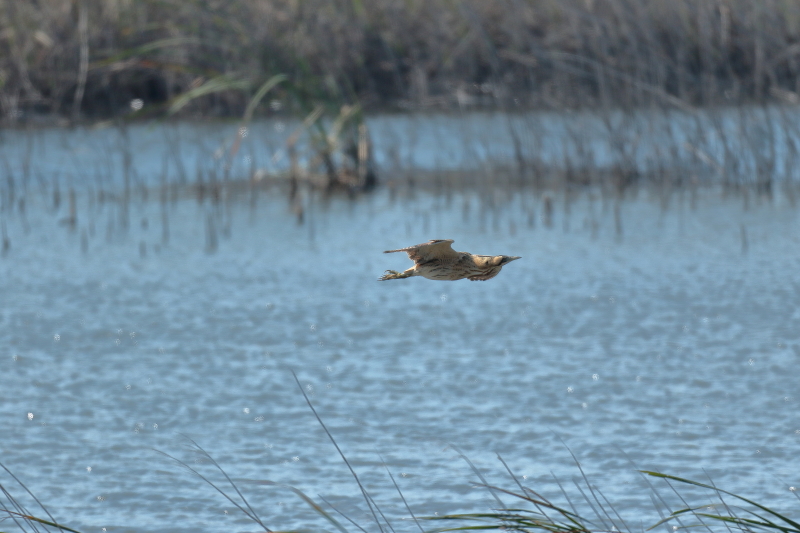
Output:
[384, 239, 459, 262]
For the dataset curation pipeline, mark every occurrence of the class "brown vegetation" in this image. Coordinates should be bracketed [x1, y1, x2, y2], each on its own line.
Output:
[3, 0, 800, 122]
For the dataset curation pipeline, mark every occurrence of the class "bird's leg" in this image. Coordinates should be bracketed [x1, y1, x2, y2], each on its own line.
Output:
[378, 268, 415, 281]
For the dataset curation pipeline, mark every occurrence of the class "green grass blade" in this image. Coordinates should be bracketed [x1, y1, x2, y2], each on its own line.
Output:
[153, 447, 270, 531]
[648, 507, 698, 529]
[1, 510, 83, 532]
[365, 486, 396, 533]
[429, 527, 514, 532]
[288, 487, 349, 533]
[183, 438, 267, 529]
[243, 74, 288, 123]
[242, 479, 349, 533]
[642, 472, 800, 532]
[380, 454, 425, 533]
[596, 482, 632, 533]
[559, 442, 615, 532]
[90, 37, 202, 68]
[0, 460, 66, 531]
[687, 507, 798, 533]
[292, 370, 385, 533]
[570, 480, 610, 531]
[428, 526, 509, 532]
[318, 494, 370, 533]
[693, 512, 794, 531]
[469, 483, 591, 526]
[551, 471, 581, 524]
[168, 75, 252, 115]
[449, 445, 505, 509]
[425, 510, 590, 533]
[633, 467, 698, 533]
[496, 452, 558, 524]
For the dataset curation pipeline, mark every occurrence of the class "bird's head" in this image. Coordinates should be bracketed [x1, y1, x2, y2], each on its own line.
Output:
[491, 255, 521, 266]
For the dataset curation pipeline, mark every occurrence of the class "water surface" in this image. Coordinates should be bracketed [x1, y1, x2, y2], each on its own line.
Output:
[1, 182, 799, 532]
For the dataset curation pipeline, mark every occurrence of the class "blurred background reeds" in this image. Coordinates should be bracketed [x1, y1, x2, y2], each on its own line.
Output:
[4, 0, 800, 122]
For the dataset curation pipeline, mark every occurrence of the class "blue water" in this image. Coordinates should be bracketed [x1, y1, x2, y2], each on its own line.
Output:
[2, 106, 799, 196]
[1, 114, 800, 532]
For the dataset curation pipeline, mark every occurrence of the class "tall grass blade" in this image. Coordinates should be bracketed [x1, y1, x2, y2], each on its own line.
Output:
[224, 74, 288, 162]
[318, 494, 370, 533]
[649, 492, 671, 532]
[495, 453, 561, 526]
[91, 37, 203, 68]
[379, 453, 424, 533]
[242, 479, 348, 533]
[625, 453, 697, 533]
[426, 466, 594, 533]
[559, 440, 616, 531]
[0, 509, 83, 533]
[596, 487, 632, 533]
[659, 477, 719, 533]
[468, 483, 593, 529]
[291, 370, 385, 533]
[168, 75, 252, 115]
[701, 473, 759, 533]
[449, 445, 505, 509]
[570, 479, 609, 531]
[182, 437, 266, 529]
[365, 490, 396, 533]
[643, 471, 800, 533]
[551, 471, 581, 520]
[154, 443, 271, 532]
[0, 460, 69, 532]
[243, 75, 288, 123]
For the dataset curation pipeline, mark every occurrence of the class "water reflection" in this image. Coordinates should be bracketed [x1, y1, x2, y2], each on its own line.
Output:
[2, 107, 800, 201]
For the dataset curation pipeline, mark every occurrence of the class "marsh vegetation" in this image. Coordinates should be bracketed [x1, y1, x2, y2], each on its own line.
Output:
[5, 0, 800, 120]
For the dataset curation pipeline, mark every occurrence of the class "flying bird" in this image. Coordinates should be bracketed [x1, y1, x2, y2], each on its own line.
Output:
[379, 239, 520, 281]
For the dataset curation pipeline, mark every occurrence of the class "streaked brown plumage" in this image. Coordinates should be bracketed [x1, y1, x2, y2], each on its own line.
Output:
[378, 239, 520, 281]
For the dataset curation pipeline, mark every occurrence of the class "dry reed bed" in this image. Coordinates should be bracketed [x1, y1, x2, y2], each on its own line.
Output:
[3, 0, 800, 120]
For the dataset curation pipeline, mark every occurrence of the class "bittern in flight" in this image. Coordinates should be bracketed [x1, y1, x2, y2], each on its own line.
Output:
[379, 239, 520, 281]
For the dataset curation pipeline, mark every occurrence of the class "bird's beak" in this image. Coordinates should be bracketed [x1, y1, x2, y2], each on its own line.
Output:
[507, 256, 521, 262]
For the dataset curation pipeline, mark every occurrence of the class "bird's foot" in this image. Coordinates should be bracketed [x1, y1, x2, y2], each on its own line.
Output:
[379, 270, 403, 281]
